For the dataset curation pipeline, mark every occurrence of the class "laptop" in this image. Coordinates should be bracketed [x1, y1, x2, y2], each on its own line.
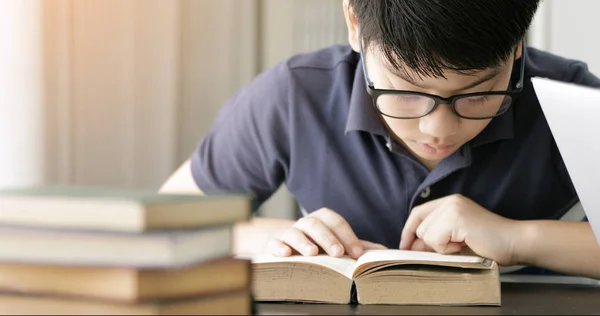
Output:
[532, 77, 600, 246]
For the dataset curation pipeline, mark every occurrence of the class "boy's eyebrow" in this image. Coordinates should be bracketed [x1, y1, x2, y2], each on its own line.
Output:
[383, 64, 503, 92]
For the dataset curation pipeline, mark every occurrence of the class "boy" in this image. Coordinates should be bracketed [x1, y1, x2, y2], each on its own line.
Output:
[161, 0, 600, 279]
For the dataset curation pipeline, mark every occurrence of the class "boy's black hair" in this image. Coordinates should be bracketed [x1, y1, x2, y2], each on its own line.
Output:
[349, 0, 541, 78]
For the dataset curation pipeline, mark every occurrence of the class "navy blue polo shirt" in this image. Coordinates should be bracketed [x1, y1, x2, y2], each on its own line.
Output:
[192, 44, 600, 249]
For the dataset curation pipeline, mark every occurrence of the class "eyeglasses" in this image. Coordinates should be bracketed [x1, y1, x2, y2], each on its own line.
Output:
[359, 39, 526, 120]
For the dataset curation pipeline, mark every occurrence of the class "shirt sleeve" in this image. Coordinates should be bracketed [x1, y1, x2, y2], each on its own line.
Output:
[561, 61, 600, 87]
[190, 61, 292, 206]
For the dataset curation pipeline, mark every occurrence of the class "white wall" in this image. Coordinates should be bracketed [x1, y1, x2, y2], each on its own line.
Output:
[44, 0, 181, 189]
[43, 0, 259, 190]
[178, 0, 258, 163]
[260, 0, 347, 69]
[529, 0, 600, 75]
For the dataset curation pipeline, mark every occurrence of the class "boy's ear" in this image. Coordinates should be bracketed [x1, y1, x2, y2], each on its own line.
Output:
[515, 41, 523, 60]
[342, 0, 360, 53]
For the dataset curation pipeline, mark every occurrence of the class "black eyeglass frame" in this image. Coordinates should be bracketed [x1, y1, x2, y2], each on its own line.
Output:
[359, 38, 526, 120]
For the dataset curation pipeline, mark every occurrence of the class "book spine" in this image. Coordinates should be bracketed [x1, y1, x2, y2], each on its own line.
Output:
[350, 281, 357, 304]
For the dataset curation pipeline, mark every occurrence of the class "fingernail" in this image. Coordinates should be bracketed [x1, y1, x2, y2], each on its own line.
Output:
[280, 247, 289, 256]
[331, 244, 342, 256]
[305, 245, 317, 255]
[352, 246, 363, 256]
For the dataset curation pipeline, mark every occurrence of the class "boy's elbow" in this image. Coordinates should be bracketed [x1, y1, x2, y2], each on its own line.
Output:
[159, 159, 204, 196]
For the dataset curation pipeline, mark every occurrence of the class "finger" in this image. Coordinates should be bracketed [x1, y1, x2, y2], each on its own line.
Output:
[422, 218, 463, 254]
[314, 210, 364, 258]
[409, 238, 433, 252]
[294, 216, 345, 257]
[267, 238, 292, 257]
[360, 240, 387, 250]
[400, 197, 448, 250]
[279, 227, 319, 256]
[441, 243, 462, 254]
[415, 206, 445, 239]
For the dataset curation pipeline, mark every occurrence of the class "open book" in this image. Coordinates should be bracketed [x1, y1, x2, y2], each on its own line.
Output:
[243, 249, 500, 306]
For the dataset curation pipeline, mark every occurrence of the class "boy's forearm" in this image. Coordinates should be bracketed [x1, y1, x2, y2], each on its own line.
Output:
[233, 217, 296, 255]
[514, 220, 600, 279]
[156, 160, 295, 255]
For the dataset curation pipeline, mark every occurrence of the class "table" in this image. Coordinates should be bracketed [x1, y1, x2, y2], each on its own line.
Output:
[256, 280, 600, 315]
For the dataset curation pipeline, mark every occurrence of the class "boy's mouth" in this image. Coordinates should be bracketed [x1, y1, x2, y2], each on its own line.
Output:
[416, 142, 455, 155]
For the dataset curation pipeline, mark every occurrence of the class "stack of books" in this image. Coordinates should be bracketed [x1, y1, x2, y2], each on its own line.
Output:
[0, 185, 253, 314]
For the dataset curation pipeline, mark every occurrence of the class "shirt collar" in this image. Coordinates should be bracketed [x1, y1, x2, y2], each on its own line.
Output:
[344, 57, 388, 136]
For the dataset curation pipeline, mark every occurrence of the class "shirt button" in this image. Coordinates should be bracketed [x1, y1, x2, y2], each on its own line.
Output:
[420, 187, 431, 199]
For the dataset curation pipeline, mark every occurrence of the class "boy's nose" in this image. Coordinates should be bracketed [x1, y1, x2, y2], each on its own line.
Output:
[418, 104, 459, 138]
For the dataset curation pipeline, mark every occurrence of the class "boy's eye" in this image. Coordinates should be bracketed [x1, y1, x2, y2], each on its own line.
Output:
[398, 95, 421, 101]
[465, 96, 490, 104]
[391, 95, 428, 103]
[469, 96, 489, 101]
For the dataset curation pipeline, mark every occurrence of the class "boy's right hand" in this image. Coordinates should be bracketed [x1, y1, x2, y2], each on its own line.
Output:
[267, 208, 386, 259]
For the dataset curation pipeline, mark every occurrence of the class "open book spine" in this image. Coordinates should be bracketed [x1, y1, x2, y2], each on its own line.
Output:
[350, 282, 358, 304]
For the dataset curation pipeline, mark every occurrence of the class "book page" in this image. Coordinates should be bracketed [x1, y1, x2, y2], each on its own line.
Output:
[356, 249, 489, 268]
[236, 254, 356, 279]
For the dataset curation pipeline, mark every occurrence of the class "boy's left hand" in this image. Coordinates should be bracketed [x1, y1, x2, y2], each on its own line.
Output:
[399, 194, 518, 266]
